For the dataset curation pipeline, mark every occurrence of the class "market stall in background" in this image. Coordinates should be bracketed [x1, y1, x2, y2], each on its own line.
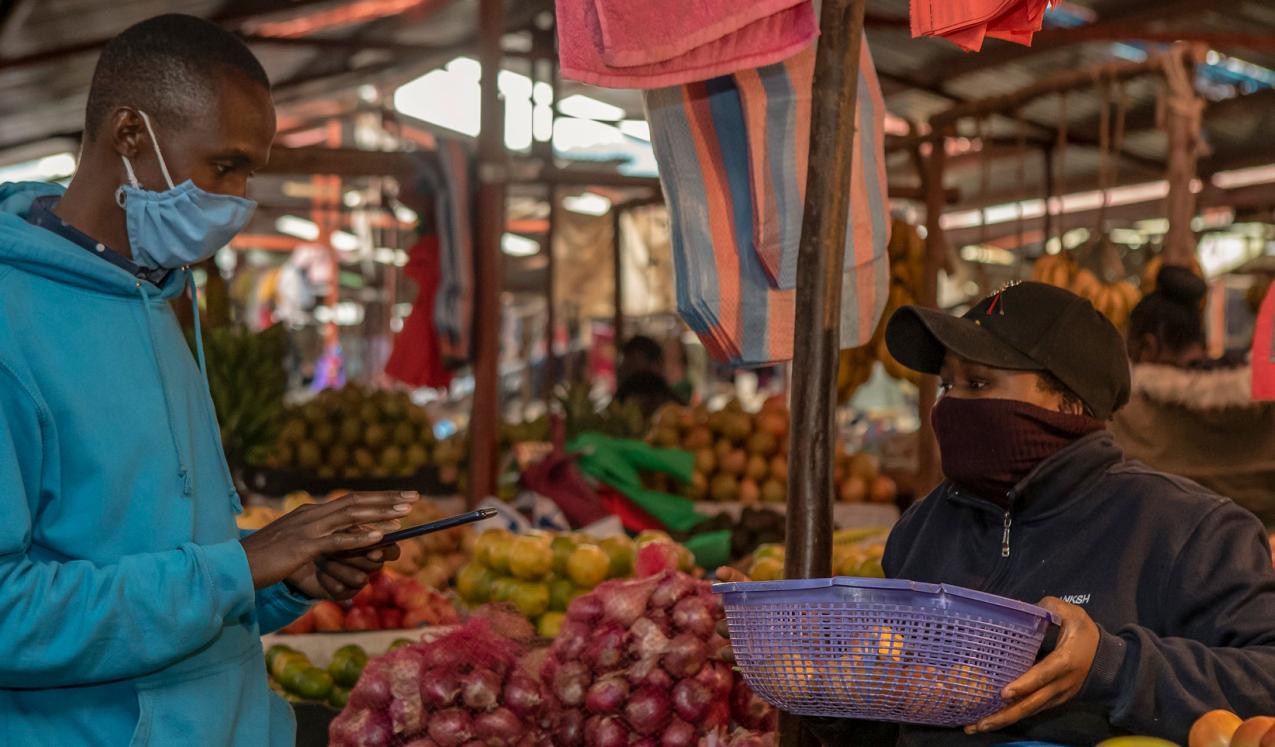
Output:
[3, 0, 1275, 745]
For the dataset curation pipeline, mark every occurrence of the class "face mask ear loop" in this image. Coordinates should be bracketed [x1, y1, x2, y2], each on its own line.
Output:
[136, 109, 175, 190]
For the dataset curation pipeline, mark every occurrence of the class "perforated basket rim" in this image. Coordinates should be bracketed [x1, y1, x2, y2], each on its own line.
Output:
[711, 576, 1060, 625]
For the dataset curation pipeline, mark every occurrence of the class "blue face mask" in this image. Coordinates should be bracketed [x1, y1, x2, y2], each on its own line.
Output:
[115, 109, 256, 269]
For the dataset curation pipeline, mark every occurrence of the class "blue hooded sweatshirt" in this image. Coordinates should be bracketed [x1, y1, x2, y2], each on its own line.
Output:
[0, 182, 311, 746]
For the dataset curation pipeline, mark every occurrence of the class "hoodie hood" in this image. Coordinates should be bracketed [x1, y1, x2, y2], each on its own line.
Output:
[1129, 362, 1261, 412]
[0, 181, 185, 300]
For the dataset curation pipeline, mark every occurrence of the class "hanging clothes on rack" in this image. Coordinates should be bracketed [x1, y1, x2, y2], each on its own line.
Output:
[909, 0, 1052, 52]
[413, 141, 475, 367]
[385, 235, 453, 390]
[555, 0, 817, 89]
[643, 33, 889, 367]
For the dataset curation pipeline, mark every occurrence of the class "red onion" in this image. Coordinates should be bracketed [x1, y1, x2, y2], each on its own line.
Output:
[584, 675, 629, 715]
[502, 672, 544, 719]
[554, 621, 591, 660]
[349, 671, 393, 710]
[702, 701, 729, 731]
[650, 572, 698, 609]
[660, 718, 697, 747]
[428, 708, 474, 747]
[671, 597, 716, 637]
[551, 660, 591, 707]
[584, 624, 626, 671]
[421, 673, 462, 708]
[627, 618, 671, 660]
[330, 708, 393, 747]
[632, 740, 658, 747]
[693, 662, 733, 697]
[461, 668, 503, 712]
[553, 708, 585, 746]
[597, 576, 658, 627]
[583, 715, 628, 747]
[671, 678, 713, 723]
[624, 687, 672, 737]
[731, 682, 774, 732]
[401, 738, 440, 747]
[662, 634, 708, 679]
[624, 656, 658, 686]
[566, 593, 604, 623]
[391, 697, 425, 737]
[473, 707, 523, 745]
[641, 665, 674, 691]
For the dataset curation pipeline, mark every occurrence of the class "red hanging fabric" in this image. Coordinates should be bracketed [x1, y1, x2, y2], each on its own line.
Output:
[385, 235, 453, 389]
[1253, 281, 1275, 401]
[909, 0, 1051, 52]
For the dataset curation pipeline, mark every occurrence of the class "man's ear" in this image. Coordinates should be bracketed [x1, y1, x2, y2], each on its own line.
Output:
[107, 108, 147, 160]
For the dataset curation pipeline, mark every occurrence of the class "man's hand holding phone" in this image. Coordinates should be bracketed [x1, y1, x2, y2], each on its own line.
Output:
[240, 491, 418, 591]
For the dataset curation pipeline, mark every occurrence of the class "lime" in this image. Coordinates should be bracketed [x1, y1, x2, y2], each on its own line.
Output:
[328, 685, 350, 710]
[599, 536, 635, 578]
[551, 535, 578, 575]
[489, 576, 519, 603]
[566, 544, 610, 589]
[265, 644, 298, 674]
[537, 611, 566, 638]
[509, 535, 554, 581]
[456, 561, 496, 604]
[278, 660, 309, 693]
[508, 580, 550, 618]
[548, 577, 577, 612]
[387, 638, 413, 653]
[269, 650, 310, 680]
[328, 645, 368, 689]
[293, 667, 334, 700]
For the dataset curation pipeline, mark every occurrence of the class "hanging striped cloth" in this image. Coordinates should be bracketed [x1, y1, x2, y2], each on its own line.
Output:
[644, 33, 889, 366]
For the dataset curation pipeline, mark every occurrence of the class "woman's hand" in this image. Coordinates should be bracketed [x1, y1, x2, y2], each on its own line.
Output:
[285, 544, 402, 601]
[965, 596, 1100, 735]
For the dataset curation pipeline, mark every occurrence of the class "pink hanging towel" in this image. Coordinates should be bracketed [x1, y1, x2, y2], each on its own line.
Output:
[1253, 281, 1275, 401]
[910, 0, 1052, 52]
[593, 0, 808, 68]
[555, 0, 818, 90]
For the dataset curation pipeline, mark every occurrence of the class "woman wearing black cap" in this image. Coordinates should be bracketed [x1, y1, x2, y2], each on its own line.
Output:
[724, 281, 1275, 746]
[1111, 266, 1275, 526]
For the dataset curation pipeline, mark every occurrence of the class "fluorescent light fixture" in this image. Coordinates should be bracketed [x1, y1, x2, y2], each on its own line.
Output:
[0, 152, 76, 182]
[563, 191, 612, 216]
[1212, 163, 1275, 190]
[374, 247, 398, 264]
[619, 120, 651, 141]
[343, 190, 363, 207]
[941, 181, 1171, 231]
[959, 245, 1016, 266]
[276, 215, 319, 241]
[553, 117, 625, 152]
[394, 250, 410, 267]
[1109, 228, 1144, 245]
[501, 233, 540, 256]
[393, 205, 418, 224]
[331, 230, 360, 252]
[558, 94, 625, 121]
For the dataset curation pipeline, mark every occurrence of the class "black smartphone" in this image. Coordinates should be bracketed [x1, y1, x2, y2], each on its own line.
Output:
[332, 507, 499, 557]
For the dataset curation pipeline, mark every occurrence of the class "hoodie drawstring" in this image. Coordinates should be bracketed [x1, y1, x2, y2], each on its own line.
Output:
[138, 281, 193, 496]
[186, 272, 243, 511]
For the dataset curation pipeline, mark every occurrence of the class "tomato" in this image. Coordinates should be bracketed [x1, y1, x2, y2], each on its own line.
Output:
[1233, 716, 1275, 747]
[1189, 710, 1242, 747]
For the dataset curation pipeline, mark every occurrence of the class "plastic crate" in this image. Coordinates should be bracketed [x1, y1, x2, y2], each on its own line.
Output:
[713, 577, 1057, 727]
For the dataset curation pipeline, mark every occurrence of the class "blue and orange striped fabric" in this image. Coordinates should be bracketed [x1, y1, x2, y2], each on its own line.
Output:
[644, 34, 889, 366]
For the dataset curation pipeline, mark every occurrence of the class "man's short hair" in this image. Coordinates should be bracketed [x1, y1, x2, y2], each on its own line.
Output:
[84, 14, 270, 140]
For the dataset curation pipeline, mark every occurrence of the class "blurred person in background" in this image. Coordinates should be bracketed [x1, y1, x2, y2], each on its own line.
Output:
[615, 334, 685, 418]
[1112, 266, 1275, 525]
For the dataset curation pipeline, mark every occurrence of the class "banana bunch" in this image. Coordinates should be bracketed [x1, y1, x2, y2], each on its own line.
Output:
[1031, 252, 1076, 288]
[837, 220, 925, 403]
[193, 324, 289, 470]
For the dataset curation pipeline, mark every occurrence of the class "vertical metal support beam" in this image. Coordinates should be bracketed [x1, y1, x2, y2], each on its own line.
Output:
[915, 127, 949, 495]
[781, 0, 866, 743]
[1163, 46, 1204, 267]
[612, 207, 625, 346]
[468, 0, 506, 506]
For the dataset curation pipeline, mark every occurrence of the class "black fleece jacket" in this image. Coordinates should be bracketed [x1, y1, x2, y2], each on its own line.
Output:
[806, 432, 1275, 746]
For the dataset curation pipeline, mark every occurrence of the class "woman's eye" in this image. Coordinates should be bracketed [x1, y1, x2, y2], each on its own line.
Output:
[938, 381, 953, 394]
[213, 163, 233, 177]
[967, 379, 989, 391]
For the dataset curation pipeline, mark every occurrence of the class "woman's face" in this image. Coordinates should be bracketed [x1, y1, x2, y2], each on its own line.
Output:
[938, 352, 1068, 411]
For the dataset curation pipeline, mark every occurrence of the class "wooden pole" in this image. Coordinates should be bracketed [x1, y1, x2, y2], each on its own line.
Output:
[468, 0, 505, 506]
[915, 128, 949, 495]
[543, 188, 559, 403]
[612, 207, 625, 346]
[781, 0, 866, 744]
[1163, 47, 1205, 266]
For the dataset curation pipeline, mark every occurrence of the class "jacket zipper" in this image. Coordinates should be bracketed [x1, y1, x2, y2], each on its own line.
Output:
[1001, 511, 1012, 558]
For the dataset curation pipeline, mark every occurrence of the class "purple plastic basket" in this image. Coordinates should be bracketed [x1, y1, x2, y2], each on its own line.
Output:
[713, 577, 1058, 727]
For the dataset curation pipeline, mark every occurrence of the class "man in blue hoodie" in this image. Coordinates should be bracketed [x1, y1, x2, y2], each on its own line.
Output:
[0, 14, 414, 746]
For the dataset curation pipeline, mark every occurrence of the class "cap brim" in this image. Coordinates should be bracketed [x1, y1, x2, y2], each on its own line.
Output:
[885, 306, 1041, 375]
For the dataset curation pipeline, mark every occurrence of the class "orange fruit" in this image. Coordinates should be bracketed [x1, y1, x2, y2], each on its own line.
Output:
[1189, 710, 1242, 747]
[509, 535, 554, 580]
[565, 544, 610, 589]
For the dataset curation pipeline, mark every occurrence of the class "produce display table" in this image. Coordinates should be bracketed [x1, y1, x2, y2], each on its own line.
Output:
[693, 500, 899, 530]
[262, 627, 454, 667]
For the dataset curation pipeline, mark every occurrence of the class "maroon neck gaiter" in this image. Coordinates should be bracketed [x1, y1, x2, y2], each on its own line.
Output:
[931, 397, 1106, 507]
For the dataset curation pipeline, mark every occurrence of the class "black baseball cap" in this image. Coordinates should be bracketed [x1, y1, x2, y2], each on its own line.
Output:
[885, 281, 1131, 419]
